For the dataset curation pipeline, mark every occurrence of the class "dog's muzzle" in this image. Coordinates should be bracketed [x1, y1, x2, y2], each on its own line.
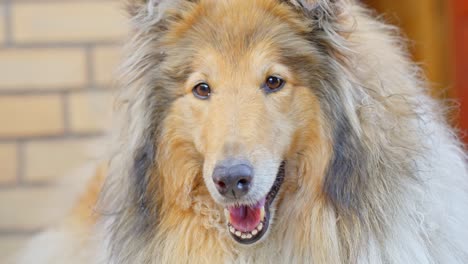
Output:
[210, 159, 286, 245]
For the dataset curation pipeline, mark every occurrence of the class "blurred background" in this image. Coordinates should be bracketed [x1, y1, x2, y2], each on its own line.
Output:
[0, 0, 466, 259]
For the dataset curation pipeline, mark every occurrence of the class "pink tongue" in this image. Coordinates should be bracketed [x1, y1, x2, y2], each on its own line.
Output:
[228, 199, 265, 232]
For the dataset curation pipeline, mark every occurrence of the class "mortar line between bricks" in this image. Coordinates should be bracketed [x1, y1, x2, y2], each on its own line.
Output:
[4, 0, 12, 47]
[0, 41, 122, 49]
[85, 44, 96, 89]
[0, 132, 106, 143]
[16, 139, 25, 185]
[0, 86, 114, 95]
[61, 90, 71, 135]
[0, 229, 41, 236]
[8, 0, 116, 3]
[0, 181, 55, 189]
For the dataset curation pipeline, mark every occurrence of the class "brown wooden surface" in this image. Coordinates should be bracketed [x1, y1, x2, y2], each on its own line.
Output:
[363, 0, 450, 98]
[453, 0, 468, 138]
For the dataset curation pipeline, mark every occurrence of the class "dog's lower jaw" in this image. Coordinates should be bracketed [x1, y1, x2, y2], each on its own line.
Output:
[225, 203, 270, 244]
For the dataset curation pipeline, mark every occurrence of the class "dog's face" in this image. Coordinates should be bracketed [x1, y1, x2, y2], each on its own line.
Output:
[152, 0, 331, 245]
[184, 31, 312, 244]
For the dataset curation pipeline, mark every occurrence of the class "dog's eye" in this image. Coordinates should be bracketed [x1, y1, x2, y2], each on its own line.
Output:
[192, 83, 211, 99]
[264, 76, 285, 92]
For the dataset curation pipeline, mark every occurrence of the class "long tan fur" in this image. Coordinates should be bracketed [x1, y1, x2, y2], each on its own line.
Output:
[15, 0, 468, 263]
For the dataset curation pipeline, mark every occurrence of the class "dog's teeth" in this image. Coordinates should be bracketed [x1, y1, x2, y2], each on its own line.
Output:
[229, 226, 235, 234]
[241, 234, 247, 239]
[252, 229, 258, 235]
[260, 207, 265, 220]
[247, 233, 253, 239]
[257, 222, 263, 231]
[235, 231, 242, 237]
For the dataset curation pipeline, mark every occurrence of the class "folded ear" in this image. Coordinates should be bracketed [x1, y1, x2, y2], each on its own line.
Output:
[284, 0, 349, 36]
[125, 0, 155, 17]
[287, 0, 320, 10]
[285, 0, 342, 18]
[125, 0, 182, 24]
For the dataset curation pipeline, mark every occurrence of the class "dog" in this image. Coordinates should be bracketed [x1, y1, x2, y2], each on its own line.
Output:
[15, 0, 468, 263]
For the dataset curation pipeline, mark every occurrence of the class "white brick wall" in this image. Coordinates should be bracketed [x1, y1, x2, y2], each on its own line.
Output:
[0, 0, 126, 258]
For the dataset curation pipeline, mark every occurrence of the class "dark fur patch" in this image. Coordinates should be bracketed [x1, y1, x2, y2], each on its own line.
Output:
[107, 85, 175, 262]
[323, 106, 367, 213]
[313, 42, 369, 214]
[283, 2, 369, 214]
[106, 25, 186, 264]
[133, 134, 155, 216]
[279, 11, 368, 214]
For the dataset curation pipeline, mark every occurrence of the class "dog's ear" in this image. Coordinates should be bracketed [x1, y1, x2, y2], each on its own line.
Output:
[125, 0, 151, 17]
[286, 0, 320, 11]
[124, 0, 185, 25]
[285, 0, 343, 21]
[125, 0, 165, 19]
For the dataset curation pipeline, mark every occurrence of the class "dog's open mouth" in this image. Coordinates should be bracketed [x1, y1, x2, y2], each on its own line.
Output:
[225, 161, 285, 244]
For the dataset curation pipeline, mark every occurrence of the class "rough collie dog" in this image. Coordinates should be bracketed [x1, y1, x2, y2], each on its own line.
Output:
[15, 0, 468, 263]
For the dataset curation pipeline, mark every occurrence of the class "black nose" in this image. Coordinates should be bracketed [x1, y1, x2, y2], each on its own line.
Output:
[212, 160, 253, 199]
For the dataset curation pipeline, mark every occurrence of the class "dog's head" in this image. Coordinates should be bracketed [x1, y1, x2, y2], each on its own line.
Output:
[118, 0, 364, 246]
